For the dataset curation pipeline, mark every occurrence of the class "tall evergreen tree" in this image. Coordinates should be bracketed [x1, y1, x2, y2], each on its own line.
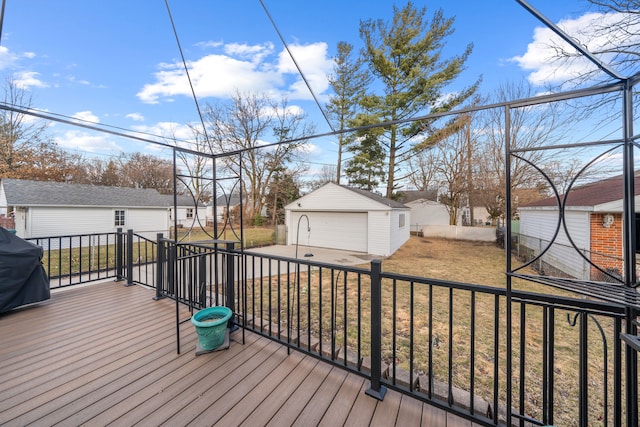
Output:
[344, 116, 386, 191]
[358, 2, 480, 198]
[326, 42, 370, 184]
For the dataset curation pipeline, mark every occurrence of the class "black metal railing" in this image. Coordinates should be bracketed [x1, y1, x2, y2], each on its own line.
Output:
[28, 231, 119, 288]
[156, 241, 637, 426]
[28, 228, 638, 426]
[29, 228, 159, 289]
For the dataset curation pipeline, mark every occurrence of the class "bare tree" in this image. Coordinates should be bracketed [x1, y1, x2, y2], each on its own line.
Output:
[476, 81, 564, 219]
[0, 79, 51, 179]
[118, 152, 174, 194]
[167, 123, 213, 203]
[549, 0, 640, 85]
[411, 113, 474, 225]
[204, 92, 314, 224]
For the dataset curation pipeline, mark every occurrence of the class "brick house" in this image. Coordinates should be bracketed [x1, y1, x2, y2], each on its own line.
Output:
[518, 173, 640, 281]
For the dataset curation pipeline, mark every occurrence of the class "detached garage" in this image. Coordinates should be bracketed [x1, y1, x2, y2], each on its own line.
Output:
[284, 183, 410, 257]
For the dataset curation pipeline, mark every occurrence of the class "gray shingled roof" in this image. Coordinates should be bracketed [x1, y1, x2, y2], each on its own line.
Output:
[341, 185, 409, 209]
[1, 179, 199, 208]
[523, 172, 640, 208]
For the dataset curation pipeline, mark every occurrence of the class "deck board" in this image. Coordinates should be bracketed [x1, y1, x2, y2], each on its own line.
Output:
[0, 280, 473, 426]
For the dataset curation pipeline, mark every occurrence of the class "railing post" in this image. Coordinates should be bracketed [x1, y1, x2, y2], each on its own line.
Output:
[154, 233, 164, 300]
[168, 243, 180, 353]
[366, 259, 387, 400]
[199, 253, 207, 308]
[225, 242, 235, 328]
[116, 227, 123, 281]
[125, 229, 134, 286]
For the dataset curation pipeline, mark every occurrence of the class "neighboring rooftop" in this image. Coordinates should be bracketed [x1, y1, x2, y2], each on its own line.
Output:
[0, 178, 199, 208]
[522, 172, 640, 208]
[396, 189, 438, 203]
[340, 185, 409, 209]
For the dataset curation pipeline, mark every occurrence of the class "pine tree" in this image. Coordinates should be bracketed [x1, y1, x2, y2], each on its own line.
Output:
[358, 2, 480, 198]
[326, 42, 370, 184]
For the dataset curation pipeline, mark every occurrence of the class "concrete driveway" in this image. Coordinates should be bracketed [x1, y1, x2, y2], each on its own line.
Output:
[245, 245, 382, 267]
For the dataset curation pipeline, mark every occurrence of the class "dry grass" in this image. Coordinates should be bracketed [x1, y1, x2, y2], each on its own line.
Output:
[245, 237, 626, 426]
[176, 226, 276, 247]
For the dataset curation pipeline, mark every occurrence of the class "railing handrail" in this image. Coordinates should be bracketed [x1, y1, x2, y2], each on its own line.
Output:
[28, 228, 638, 426]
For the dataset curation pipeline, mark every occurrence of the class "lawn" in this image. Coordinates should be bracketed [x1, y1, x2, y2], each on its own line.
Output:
[175, 226, 276, 248]
[245, 236, 623, 426]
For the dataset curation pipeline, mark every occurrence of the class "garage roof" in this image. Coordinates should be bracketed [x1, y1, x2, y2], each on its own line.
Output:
[286, 182, 408, 210]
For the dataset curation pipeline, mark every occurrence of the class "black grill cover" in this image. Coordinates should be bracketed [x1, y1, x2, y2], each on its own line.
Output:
[0, 227, 50, 313]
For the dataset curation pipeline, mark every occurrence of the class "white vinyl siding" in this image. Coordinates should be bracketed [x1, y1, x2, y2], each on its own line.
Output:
[292, 184, 387, 212]
[390, 209, 411, 255]
[0, 185, 7, 215]
[285, 183, 411, 257]
[519, 209, 590, 279]
[26, 207, 170, 240]
[289, 211, 368, 252]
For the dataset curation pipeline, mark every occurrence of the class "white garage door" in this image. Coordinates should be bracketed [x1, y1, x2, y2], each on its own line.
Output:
[292, 212, 367, 252]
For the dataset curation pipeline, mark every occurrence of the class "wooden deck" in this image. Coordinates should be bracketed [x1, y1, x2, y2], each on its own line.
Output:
[0, 280, 478, 426]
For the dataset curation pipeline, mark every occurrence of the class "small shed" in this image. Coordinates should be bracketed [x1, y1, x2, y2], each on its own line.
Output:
[0, 179, 204, 239]
[405, 198, 450, 231]
[284, 183, 410, 257]
[519, 173, 640, 280]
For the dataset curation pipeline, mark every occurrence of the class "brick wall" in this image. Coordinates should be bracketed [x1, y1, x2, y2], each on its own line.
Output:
[589, 212, 623, 280]
[0, 216, 15, 230]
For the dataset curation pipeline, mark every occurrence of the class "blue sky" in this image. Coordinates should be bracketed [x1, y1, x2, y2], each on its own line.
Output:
[0, 0, 625, 177]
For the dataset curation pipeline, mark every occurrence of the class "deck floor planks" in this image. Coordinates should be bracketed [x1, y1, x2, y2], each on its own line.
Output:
[264, 357, 334, 427]
[94, 332, 259, 426]
[43, 331, 199, 426]
[158, 338, 284, 426]
[214, 350, 306, 425]
[0, 298, 175, 395]
[238, 351, 321, 426]
[396, 394, 426, 426]
[291, 367, 349, 426]
[0, 280, 473, 427]
[0, 286, 137, 362]
[370, 386, 403, 426]
[3, 301, 183, 424]
[0, 298, 172, 389]
[185, 340, 289, 426]
[422, 400, 449, 426]
[342, 379, 379, 426]
[318, 372, 367, 426]
[113, 333, 269, 426]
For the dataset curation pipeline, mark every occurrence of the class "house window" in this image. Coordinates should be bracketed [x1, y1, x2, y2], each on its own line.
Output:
[186, 208, 194, 219]
[114, 209, 126, 227]
[399, 213, 406, 228]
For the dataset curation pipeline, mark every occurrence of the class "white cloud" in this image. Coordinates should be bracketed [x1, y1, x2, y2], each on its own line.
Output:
[66, 75, 92, 86]
[126, 112, 144, 122]
[0, 46, 19, 70]
[195, 40, 223, 49]
[55, 130, 121, 153]
[277, 42, 332, 100]
[137, 41, 333, 104]
[13, 70, 48, 89]
[132, 121, 194, 141]
[512, 12, 640, 85]
[72, 111, 100, 123]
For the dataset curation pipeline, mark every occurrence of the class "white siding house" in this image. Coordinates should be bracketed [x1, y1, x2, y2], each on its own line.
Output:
[405, 199, 450, 231]
[518, 173, 640, 280]
[519, 208, 591, 279]
[0, 179, 204, 240]
[284, 183, 410, 257]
